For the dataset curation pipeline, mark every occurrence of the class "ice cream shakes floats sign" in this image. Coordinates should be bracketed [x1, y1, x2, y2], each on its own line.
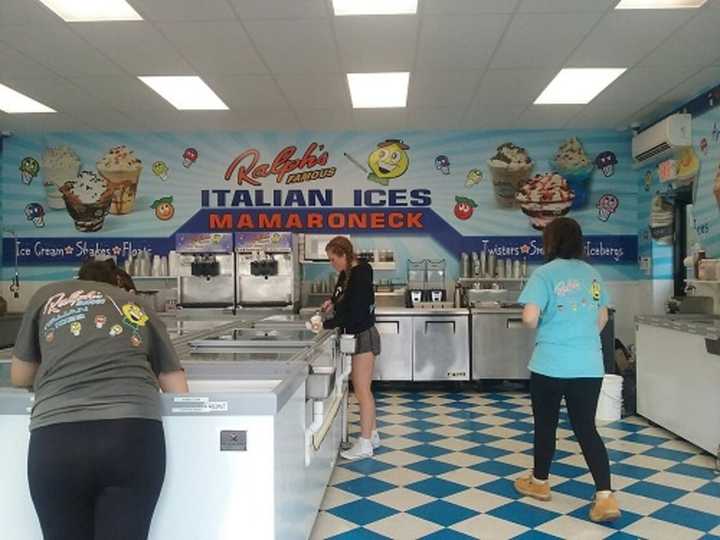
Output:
[199, 141, 430, 232]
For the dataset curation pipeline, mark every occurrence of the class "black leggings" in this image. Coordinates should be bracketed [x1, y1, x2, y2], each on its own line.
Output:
[530, 372, 612, 491]
[28, 418, 166, 540]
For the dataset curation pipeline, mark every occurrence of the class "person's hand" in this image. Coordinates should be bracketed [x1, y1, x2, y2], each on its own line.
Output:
[321, 299, 333, 313]
[306, 314, 323, 333]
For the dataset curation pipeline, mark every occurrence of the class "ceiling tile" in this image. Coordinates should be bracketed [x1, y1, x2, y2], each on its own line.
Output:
[352, 109, 408, 131]
[656, 66, 720, 106]
[407, 71, 482, 108]
[0, 46, 58, 79]
[244, 19, 340, 74]
[229, 0, 328, 19]
[568, 11, 696, 67]
[334, 15, 418, 72]
[131, 0, 237, 21]
[491, 13, 602, 69]
[513, 105, 584, 129]
[564, 104, 637, 129]
[517, 0, 615, 12]
[275, 74, 350, 109]
[206, 75, 289, 109]
[158, 21, 268, 75]
[640, 9, 720, 69]
[473, 69, 556, 105]
[461, 103, 527, 129]
[0, 112, 91, 133]
[406, 107, 465, 130]
[0, 0, 59, 26]
[423, 0, 520, 14]
[0, 23, 124, 76]
[1, 77, 111, 113]
[71, 22, 195, 75]
[296, 108, 354, 131]
[130, 109, 300, 131]
[629, 100, 678, 129]
[417, 14, 511, 70]
[591, 65, 702, 111]
[79, 110, 146, 131]
[75, 76, 191, 112]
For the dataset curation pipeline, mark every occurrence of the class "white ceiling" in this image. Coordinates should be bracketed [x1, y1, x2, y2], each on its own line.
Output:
[1, 0, 719, 132]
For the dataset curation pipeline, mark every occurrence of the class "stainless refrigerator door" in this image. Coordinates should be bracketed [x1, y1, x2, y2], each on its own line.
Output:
[472, 313, 534, 380]
[412, 316, 469, 381]
[373, 317, 413, 381]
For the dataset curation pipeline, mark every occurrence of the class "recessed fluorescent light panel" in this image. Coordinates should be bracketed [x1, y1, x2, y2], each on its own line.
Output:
[347, 73, 410, 109]
[37, 0, 143, 21]
[615, 0, 706, 8]
[333, 0, 417, 15]
[138, 76, 229, 110]
[534, 68, 626, 105]
[0, 83, 56, 113]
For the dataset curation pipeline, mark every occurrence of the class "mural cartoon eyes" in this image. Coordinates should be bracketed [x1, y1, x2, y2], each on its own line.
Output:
[19, 157, 40, 185]
[594, 151, 617, 177]
[596, 194, 619, 222]
[435, 155, 450, 175]
[25, 203, 46, 228]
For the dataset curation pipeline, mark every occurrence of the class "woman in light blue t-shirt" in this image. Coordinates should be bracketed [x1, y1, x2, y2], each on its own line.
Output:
[514, 218, 620, 523]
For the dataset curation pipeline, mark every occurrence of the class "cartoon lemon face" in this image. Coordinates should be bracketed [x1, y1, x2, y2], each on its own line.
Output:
[591, 280, 601, 302]
[367, 139, 410, 182]
[70, 322, 82, 336]
[122, 303, 149, 327]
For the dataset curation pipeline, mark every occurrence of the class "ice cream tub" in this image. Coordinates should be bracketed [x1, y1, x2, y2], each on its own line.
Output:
[551, 138, 594, 209]
[96, 145, 143, 215]
[487, 142, 533, 208]
[516, 173, 575, 230]
[41, 146, 81, 210]
[60, 171, 113, 232]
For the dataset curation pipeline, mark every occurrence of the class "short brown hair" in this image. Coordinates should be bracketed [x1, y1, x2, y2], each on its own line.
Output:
[543, 218, 584, 261]
[78, 259, 117, 285]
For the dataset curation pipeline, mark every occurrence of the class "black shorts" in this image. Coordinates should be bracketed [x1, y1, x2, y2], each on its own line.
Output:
[355, 326, 381, 356]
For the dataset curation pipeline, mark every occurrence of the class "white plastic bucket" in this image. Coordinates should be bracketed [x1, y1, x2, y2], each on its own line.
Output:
[596, 374, 623, 422]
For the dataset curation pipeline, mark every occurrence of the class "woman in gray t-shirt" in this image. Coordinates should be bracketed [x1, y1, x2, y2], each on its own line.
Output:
[11, 259, 188, 540]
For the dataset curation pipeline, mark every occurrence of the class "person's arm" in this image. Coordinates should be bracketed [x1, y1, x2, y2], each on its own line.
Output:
[522, 304, 541, 329]
[158, 370, 189, 393]
[10, 356, 39, 388]
[597, 307, 609, 332]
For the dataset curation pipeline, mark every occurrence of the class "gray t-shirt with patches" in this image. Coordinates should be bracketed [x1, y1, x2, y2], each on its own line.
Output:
[13, 280, 182, 430]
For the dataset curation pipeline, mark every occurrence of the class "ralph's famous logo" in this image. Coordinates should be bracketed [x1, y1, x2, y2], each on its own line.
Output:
[224, 143, 337, 186]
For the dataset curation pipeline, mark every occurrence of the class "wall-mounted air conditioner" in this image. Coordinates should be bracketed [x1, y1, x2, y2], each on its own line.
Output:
[632, 113, 692, 165]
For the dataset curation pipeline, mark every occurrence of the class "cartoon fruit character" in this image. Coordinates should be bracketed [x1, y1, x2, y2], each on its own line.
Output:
[151, 196, 175, 221]
[591, 280, 601, 302]
[435, 155, 450, 175]
[367, 139, 410, 186]
[453, 196, 478, 221]
[19, 157, 40, 185]
[122, 303, 149, 328]
[182, 147, 198, 168]
[95, 315, 107, 329]
[594, 151, 618, 178]
[466, 169, 483, 187]
[25, 203, 46, 228]
[70, 322, 82, 336]
[130, 334, 142, 347]
[152, 160, 169, 181]
[596, 194, 619, 222]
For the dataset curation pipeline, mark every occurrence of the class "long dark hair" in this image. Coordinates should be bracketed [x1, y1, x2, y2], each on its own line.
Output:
[326, 236, 356, 299]
[543, 218, 585, 262]
[78, 259, 117, 285]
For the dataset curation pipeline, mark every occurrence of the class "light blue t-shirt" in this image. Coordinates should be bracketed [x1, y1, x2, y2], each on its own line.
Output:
[518, 258, 610, 379]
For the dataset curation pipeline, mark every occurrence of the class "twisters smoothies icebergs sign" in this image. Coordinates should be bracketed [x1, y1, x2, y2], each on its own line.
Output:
[1, 131, 637, 266]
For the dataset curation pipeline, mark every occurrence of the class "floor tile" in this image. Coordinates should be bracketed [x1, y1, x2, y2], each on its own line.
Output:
[406, 477, 468, 499]
[621, 454, 677, 472]
[443, 487, 511, 513]
[668, 464, 718, 482]
[405, 459, 458, 476]
[647, 471, 710, 492]
[471, 459, 525, 478]
[331, 467, 363, 485]
[621, 433, 671, 447]
[426, 425, 472, 438]
[364, 512, 443, 539]
[614, 491, 669, 516]
[659, 439, 704, 454]
[536, 514, 615, 539]
[420, 529, 477, 540]
[451, 513, 529, 539]
[404, 431, 445, 444]
[697, 481, 720, 499]
[378, 424, 418, 437]
[437, 467, 497, 488]
[610, 463, 659, 481]
[434, 451, 487, 468]
[335, 477, 397, 498]
[379, 436, 424, 451]
[464, 444, 510, 460]
[683, 454, 718, 469]
[495, 452, 533, 471]
[407, 500, 477, 527]
[321, 486, 362, 510]
[430, 437, 478, 453]
[310, 512, 356, 539]
[327, 499, 397, 527]
[568, 504, 645, 530]
[624, 480, 689, 503]
[624, 516, 706, 540]
[481, 426, 525, 439]
[488, 501, 561, 529]
[651, 504, 720, 533]
[549, 462, 588, 479]
[512, 530, 562, 540]
[328, 527, 392, 539]
[522, 490, 588, 516]
[367, 487, 435, 512]
[487, 438, 533, 453]
[553, 479, 597, 501]
[374, 450, 426, 468]
[369, 466, 430, 488]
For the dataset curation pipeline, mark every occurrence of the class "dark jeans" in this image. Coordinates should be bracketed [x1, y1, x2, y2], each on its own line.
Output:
[530, 372, 612, 491]
[28, 418, 166, 540]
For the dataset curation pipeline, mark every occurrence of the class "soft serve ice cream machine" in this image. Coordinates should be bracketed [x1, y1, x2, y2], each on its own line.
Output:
[236, 232, 298, 308]
[176, 233, 235, 308]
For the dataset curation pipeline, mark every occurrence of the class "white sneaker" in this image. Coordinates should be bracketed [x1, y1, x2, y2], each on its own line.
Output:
[340, 437, 373, 461]
[371, 430, 381, 449]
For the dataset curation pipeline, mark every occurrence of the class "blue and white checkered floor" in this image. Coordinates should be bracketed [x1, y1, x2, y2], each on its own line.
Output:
[311, 390, 720, 539]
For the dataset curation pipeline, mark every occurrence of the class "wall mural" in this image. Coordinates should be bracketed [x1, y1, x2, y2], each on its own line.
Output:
[0, 130, 638, 281]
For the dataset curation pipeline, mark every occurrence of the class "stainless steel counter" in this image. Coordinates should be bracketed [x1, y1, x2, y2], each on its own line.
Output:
[635, 314, 720, 339]
[376, 307, 469, 316]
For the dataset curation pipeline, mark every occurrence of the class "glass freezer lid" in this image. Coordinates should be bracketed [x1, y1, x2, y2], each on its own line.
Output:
[186, 350, 300, 362]
[190, 327, 317, 349]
